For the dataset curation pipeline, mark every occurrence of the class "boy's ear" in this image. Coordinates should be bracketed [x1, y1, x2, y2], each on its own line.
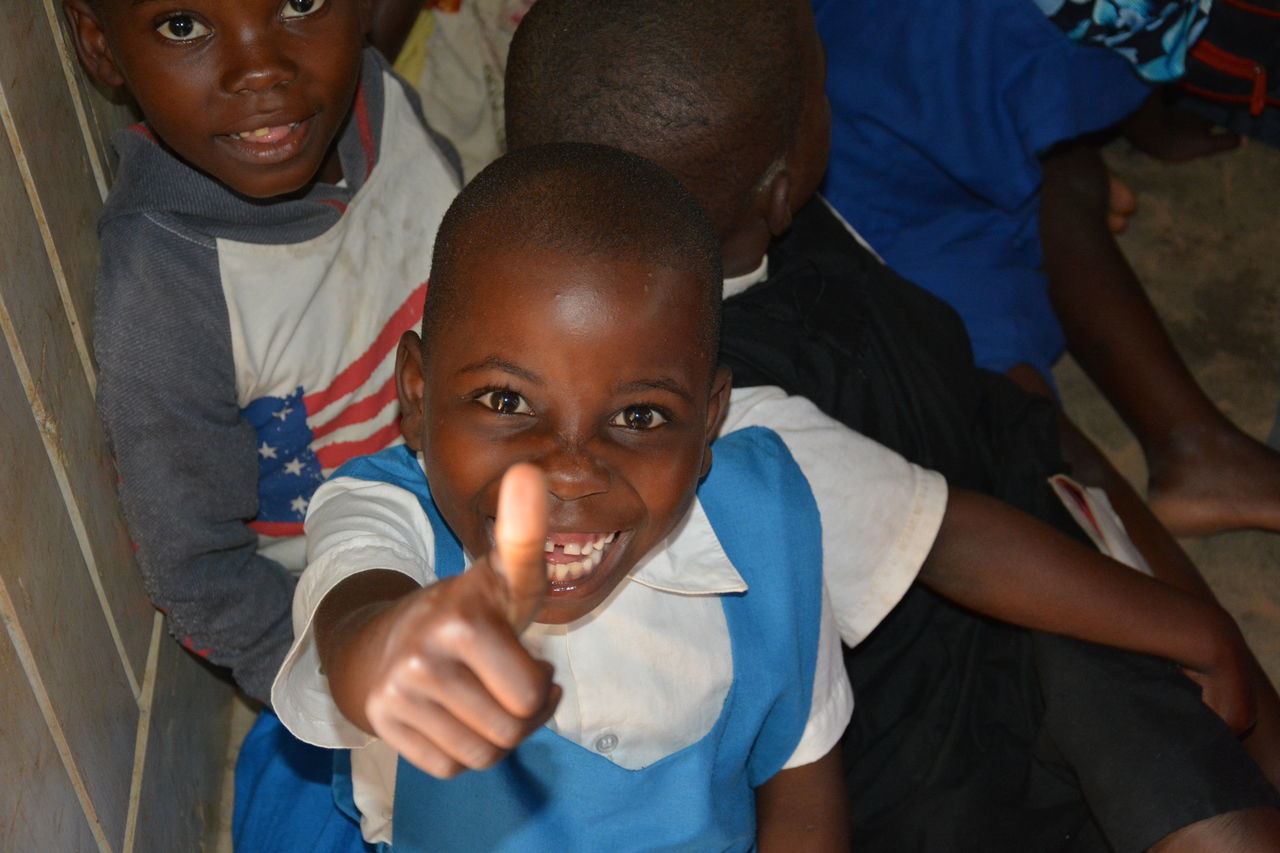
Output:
[63, 0, 126, 89]
[761, 161, 794, 239]
[699, 366, 733, 478]
[394, 330, 427, 452]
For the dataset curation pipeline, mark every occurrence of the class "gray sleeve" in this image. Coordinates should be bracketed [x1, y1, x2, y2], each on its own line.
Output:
[94, 214, 294, 703]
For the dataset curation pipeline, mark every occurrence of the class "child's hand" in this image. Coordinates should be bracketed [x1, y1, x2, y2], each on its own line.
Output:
[1179, 612, 1257, 737]
[354, 464, 560, 778]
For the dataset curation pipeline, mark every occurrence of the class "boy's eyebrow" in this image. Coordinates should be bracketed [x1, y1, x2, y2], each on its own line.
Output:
[458, 356, 542, 384]
[617, 378, 695, 402]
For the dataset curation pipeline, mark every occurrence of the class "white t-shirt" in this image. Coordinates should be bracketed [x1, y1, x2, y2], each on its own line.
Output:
[273, 386, 947, 843]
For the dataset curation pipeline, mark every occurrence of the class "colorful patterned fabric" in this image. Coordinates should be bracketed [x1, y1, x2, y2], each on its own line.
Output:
[1035, 0, 1213, 80]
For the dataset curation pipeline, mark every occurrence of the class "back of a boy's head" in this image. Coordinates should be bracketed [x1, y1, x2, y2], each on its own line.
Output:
[504, 0, 808, 238]
[425, 142, 723, 357]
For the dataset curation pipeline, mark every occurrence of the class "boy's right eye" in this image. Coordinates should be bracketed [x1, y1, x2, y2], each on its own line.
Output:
[478, 390, 534, 416]
[155, 14, 209, 41]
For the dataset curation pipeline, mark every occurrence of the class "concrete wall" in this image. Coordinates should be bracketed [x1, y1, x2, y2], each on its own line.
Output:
[1, 3, 236, 849]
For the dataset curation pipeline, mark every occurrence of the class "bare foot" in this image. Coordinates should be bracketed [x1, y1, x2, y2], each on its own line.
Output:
[1107, 171, 1138, 234]
[1147, 426, 1280, 536]
[1122, 88, 1243, 163]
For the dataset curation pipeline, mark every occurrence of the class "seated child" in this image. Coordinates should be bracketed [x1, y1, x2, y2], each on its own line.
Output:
[813, 0, 1280, 537]
[275, 142, 1273, 851]
[503, 0, 1280, 848]
[62, 0, 461, 847]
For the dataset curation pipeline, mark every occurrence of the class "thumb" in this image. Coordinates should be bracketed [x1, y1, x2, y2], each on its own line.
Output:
[492, 462, 549, 632]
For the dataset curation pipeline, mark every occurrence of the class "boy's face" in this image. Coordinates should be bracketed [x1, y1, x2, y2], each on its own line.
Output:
[398, 245, 729, 625]
[66, 0, 368, 198]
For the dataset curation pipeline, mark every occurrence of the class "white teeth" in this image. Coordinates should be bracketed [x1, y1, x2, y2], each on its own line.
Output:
[545, 541, 607, 582]
[543, 531, 616, 555]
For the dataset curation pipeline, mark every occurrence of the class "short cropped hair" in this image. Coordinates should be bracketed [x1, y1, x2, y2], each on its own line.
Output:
[425, 143, 723, 365]
[505, 0, 807, 239]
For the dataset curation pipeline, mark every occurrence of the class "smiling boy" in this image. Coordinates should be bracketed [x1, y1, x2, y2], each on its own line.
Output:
[63, 0, 460, 705]
[63, 0, 459, 848]
[272, 143, 936, 850]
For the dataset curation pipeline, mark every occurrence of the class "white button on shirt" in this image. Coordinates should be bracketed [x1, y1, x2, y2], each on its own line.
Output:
[273, 386, 948, 845]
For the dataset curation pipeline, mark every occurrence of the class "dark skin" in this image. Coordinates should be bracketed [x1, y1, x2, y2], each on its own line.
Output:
[1011, 363, 1280, 789]
[316, 244, 850, 848]
[1121, 88, 1243, 165]
[1039, 139, 1280, 538]
[63, 0, 370, 198]
[920, 489, 1254, 737]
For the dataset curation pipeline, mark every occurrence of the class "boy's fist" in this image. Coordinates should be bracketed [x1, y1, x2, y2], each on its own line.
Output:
[327, 465, 560, 779]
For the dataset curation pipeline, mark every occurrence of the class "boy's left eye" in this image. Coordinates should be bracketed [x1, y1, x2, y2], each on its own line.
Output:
[281, 0, 327, 18]
[610, 406, 667, 430]
[155, 14, 209, 41]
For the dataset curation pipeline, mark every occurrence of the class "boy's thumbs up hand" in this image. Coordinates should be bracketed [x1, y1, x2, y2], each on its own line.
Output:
[338, 464, 560, 780]
[491, 462, 550, 633]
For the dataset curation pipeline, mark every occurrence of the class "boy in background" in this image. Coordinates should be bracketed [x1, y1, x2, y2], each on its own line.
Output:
[504, 0, 1280, 849]
[63, 0, 460, 846]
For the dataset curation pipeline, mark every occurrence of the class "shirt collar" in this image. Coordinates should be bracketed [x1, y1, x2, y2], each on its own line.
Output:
[627, 498, 748, 596]
[721, 256, 770, 300]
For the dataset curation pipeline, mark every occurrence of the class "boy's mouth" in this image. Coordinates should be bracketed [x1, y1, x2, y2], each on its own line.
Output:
[542, 531, 618, 582]
[229, 122, 300, 144]
[216, 116, 315, 166]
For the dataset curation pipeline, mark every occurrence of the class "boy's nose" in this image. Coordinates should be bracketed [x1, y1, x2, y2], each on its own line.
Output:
[539, 441, 611, 503]
[220, 38, 297, 95]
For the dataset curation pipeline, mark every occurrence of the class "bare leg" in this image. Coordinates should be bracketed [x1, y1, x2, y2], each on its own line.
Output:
[1121, 87, 1243, 164]
[1149, 808, 1280, 853]
[1039, 141, 1280, 536]
[1008, 364, 1280, 786]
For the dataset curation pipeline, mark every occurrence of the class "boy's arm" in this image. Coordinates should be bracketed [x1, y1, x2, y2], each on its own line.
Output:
[315, 465, 561, 778]
[920, 489, 1256, 733]
[755, 747, 849, 852]
[95, 219, 295, 703]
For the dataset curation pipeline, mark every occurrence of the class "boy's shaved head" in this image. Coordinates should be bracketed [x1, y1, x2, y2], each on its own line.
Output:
[505, 0, 809, 240]
[426, 142, 723, 361]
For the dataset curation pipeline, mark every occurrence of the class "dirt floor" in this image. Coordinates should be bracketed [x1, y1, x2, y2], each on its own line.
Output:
[1056, 136, 1280, 685]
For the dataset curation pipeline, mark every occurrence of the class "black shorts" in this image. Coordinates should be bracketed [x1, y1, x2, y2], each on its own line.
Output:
[844, 587, 1279, 853]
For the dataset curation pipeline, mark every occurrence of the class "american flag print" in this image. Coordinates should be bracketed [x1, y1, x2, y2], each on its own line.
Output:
[214, 68, 456, 567]
[243, 281, 427, 540]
